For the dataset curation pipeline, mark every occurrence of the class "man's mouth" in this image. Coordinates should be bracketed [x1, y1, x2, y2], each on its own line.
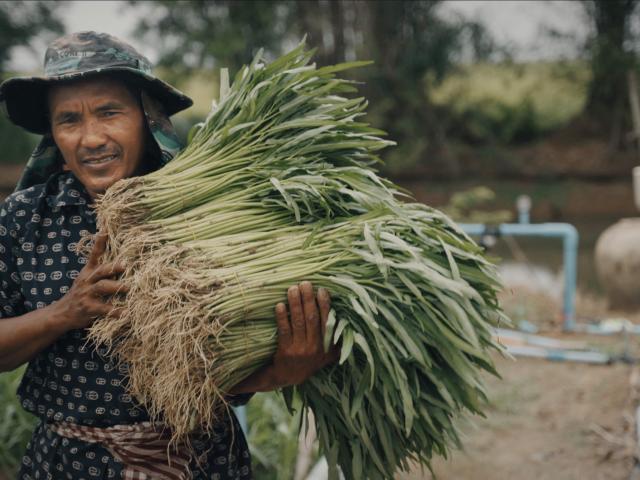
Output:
[82, 154, 119, 165]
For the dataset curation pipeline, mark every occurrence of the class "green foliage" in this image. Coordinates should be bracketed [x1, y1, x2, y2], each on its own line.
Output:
[430, 62, 591, 144]
[120, 0, 640, 158]
[247, 393, 315, 479]
[0, 1, 66, 75]
[129, 0, 288, 83]
[580, 0, 639, 116]
[0, 112, 39, 164]
[0, 368, 36, 476]
[442, 186, 513, 224]
[0, 1, 65, 165]
[351, 1, 498, 172]
[126, 0, 499, 172]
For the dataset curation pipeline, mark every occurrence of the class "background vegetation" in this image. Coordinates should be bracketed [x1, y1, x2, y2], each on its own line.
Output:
[430, 61, 591, 144]
[128, 0, 640, 175]
[3, 0, 640, 176]
[0, 369, 36, 477]
[2, 1, 640, 478]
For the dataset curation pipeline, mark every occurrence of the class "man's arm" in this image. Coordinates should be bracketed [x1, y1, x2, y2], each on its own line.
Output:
[0, 233, 126, 372]
[0, 303, 77, 372]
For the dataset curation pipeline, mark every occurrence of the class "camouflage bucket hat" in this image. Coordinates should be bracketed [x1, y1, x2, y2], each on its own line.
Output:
[0, 30, 193, 134]
[0, 31, 193, 191]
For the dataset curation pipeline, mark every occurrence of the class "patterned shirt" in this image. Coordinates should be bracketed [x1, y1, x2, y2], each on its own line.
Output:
[0, 171, 252, 479]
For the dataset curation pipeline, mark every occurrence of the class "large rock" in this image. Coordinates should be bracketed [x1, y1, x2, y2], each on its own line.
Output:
[595, 218, 640, 310]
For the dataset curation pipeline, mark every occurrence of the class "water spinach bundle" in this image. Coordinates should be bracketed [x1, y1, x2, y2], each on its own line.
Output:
[90, 43, 506, 478]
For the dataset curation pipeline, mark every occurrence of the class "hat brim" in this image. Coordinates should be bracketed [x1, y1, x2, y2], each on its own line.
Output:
[0, 67, 193, 134]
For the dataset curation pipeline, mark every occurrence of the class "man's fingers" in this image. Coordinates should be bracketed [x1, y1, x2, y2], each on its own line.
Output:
[275, 302, 292, 348]
[316, 288, 338, 361]
[106, 306, 125, 319]
[287, 285, 306, 341]
[88, 232, 108, 267]
[317, 287, 331, 332]
[93, 279, 129, 297]
[88, 262, 126, 282]
[317, 287, 334, 353]
[300, 281, 320, 346]
[87, 300, 117, 319]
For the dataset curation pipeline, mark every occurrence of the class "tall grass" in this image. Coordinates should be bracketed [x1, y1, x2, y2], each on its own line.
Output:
[0, 368, 35, 476]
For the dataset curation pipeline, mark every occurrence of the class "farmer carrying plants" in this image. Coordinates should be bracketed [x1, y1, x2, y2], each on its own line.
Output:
[0, 31, 336, 479]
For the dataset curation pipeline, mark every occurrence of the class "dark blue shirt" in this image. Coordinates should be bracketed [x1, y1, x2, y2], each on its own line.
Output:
[0, 171, 251, 479]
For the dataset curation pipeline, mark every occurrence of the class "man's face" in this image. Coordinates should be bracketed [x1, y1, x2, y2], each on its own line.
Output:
[48, 77, 146, 199]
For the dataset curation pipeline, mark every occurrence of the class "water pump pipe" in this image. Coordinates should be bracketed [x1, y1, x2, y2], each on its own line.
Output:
[457, 195, 579, 331]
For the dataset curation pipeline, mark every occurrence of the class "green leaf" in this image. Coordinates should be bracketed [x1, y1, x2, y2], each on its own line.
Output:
[324, 309, 337, 352]
[339, 328, 355, 364]
[353, 332, 376, 387]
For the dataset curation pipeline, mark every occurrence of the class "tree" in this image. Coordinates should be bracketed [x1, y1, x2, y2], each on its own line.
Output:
[128, 0, 496, 174]
[278, 1, 497, 174]
[0, 1, 66, 165]
[582, 0, 638, 115]
[0, 1, 66, 76]
[578, 0, 639, 147]
[355, 1, 465, 173]
[288, 1, 495, 174]
[287, 0, 349, 67]
[129, 0, 288, 80]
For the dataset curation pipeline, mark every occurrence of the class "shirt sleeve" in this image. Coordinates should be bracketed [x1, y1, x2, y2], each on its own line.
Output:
[0, 195, 26, 318]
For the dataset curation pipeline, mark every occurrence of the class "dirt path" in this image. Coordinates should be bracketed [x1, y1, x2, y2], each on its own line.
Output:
[399, 355, 635, 480]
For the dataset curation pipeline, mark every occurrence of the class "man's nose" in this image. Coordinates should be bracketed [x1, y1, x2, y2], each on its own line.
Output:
[79, 118, 108, 150]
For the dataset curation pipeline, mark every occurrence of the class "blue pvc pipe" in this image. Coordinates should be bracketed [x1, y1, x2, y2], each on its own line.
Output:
[458, 222, 579, 331]
[505, 345, 610, 364]
[233, 405, 248, 435]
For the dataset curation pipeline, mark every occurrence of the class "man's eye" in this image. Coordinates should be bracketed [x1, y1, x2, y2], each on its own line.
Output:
[102, 111, 119, 117]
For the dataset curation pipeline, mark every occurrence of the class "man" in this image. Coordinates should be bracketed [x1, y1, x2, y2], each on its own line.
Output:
[0, 31, 335, 479]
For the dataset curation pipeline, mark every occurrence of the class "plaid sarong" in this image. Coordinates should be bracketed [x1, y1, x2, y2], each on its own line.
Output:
[48, 421, 192, 480]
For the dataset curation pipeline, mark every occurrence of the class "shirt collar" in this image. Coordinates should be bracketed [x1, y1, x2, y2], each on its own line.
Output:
[45, 171, 92, 208]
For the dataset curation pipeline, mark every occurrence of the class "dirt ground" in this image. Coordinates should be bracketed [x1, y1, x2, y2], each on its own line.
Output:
[398, 286, 640, 480]
[399, 340, 639, 480]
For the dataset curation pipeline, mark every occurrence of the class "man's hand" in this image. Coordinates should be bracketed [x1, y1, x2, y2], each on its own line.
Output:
[53, 232, 128, 331]
[231, 281, 339, 394]
[0, 232, 129, 371]
[271, 281, 339, 387]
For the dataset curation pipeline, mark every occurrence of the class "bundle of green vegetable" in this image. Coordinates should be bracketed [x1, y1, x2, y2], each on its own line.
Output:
[90, 42, 507, 478]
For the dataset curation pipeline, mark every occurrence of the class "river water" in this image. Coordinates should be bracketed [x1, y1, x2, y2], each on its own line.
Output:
[396, 178, 639, 297]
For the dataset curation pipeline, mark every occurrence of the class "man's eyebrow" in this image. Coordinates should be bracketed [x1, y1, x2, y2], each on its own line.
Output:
[50, 100, 128, 123]
[51, 110, 80, 123]
[94, 101, 127, 112]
